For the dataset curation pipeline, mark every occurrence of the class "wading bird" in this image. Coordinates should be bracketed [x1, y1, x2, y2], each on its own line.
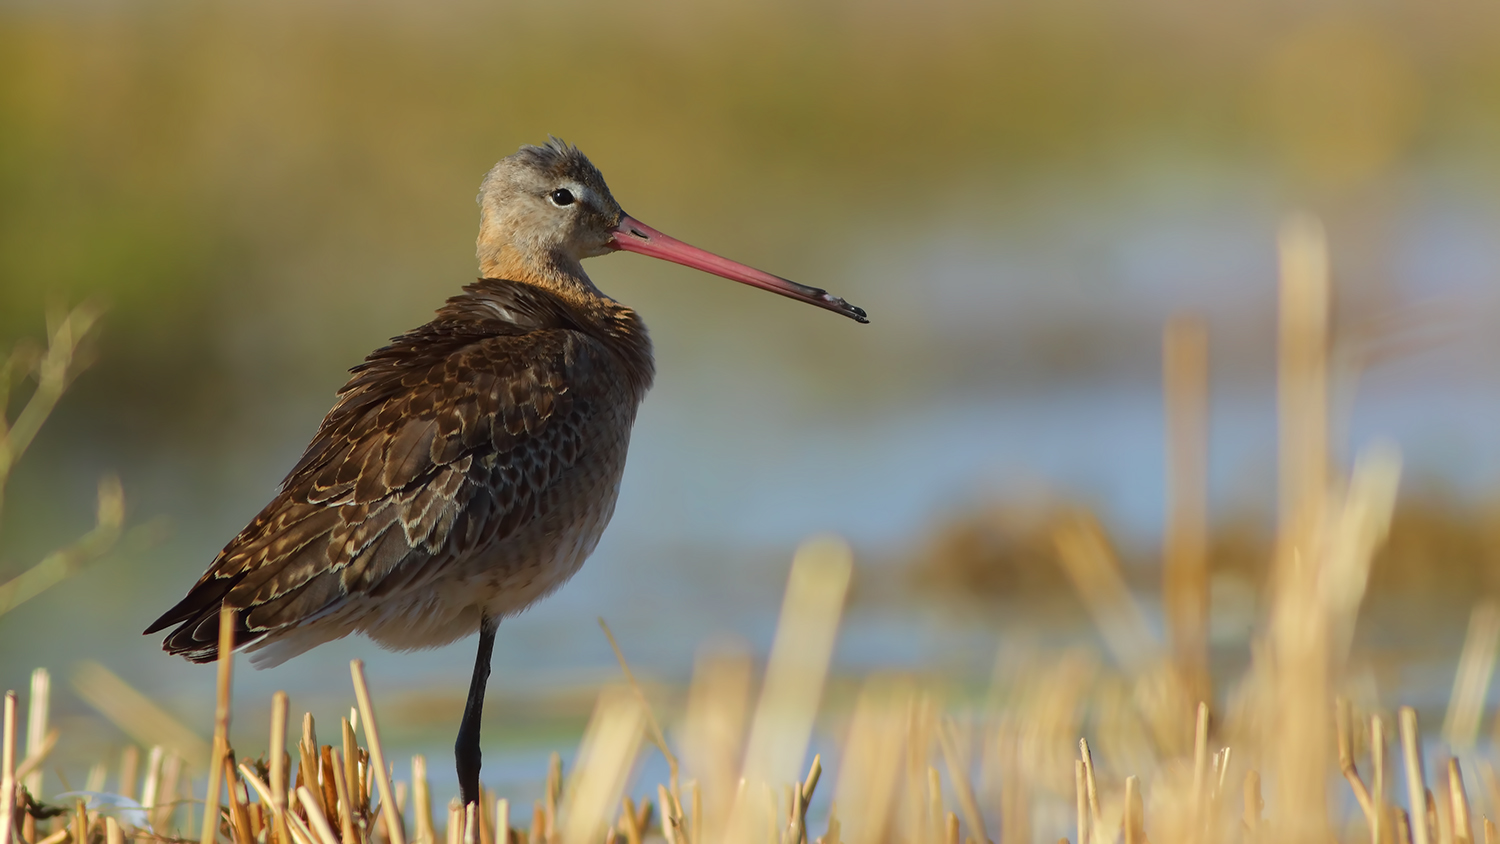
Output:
[145, 138, 867, 806]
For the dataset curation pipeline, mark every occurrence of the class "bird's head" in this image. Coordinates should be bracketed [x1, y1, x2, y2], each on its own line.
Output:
[476, 137, 868, 323]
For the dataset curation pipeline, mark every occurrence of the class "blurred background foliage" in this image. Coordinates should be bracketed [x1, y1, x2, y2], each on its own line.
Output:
[2, 0, 1500, 790]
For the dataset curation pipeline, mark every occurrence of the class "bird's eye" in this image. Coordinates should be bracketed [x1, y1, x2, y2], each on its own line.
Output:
[548, 188, 576, 207]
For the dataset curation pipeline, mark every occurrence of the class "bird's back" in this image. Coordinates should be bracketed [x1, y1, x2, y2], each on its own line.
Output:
[146, 278, 654, 666]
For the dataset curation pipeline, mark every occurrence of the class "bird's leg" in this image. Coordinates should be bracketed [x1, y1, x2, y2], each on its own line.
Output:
[456, 614, 498, 807]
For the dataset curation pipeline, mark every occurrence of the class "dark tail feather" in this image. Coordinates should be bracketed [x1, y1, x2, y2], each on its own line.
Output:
[145, 573, 263, 662]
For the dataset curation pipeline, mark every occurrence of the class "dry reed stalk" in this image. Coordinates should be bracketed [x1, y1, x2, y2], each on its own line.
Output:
[1374, 715, 1388, 844]
[24, 668, 49, 800]
[1123, 776, 1143, 844]
[106, 814, 123, 844]
[936, 721, 986, 844]
[119, 744, 139, 802]
[822, 807, 841, 844]
[1080, 739, 1102, 839]
[1486, 818, 1497, 844]
[1, 691, 16, 844]
[1190, 700, 1209, 839]
[202, 606, 238, 844]
[343, 720, 361, 821]
[688, 782, 702, 844]
[1054, 515, 1160, 672]
[1164, 315, 1211, 704]
[681, 643, 752, 840]
[329, 748, 358, 844]
[829, 678, 906, 844]
[226, 752, 256, 844]
[1401, 707, 1432, 844]
[1243, 769, 1262, 841]
[319, 748, 340, 824]
[86, 760, 107, 792]
[445, 800, 461, 844]
[141, 745, 164, 822]
[1339, 699, 1377, 824]
[547, 752, 562, 837]
[495, 799, 509, 844]
[925, 766, 943, 844]
[157, 751, 184, 831]
[1268, 212, 1333, 844]
[620, 797, 643, 844]
[729, 536, 852, 844]
[787, 783, 806, 844]
[351, 660, 406, 844]
[272, 692, 291, 844]
[1075, 761, 1089, 844]
[478, 787, 494, 844]
[557, 687, 645, 844]
[943, 812, 958, 844]
[1451, 759, 1474, 844]
[1444, 603, 1500, 750]
[413, 756, 434, 844]
[12, 727, 56, 789]
[300, 785, 343, 844]
[463, 802, 477, 844]
[71, 662, 210, 765]
[599, 619, 679, 798]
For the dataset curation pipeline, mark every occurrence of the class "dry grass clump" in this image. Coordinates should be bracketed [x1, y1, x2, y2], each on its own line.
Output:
[0, 214, 1493, 844]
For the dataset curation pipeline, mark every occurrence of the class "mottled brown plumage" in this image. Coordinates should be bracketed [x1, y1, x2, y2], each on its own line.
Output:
[146, 137, 865, 805]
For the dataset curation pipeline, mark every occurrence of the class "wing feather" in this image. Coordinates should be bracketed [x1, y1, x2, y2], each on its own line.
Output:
[145, 280, 623, 661]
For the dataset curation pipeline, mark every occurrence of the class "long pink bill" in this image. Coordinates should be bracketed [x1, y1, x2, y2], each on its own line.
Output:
[608, 215, 868, 323]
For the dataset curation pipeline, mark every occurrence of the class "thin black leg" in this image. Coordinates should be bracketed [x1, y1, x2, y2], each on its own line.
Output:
[456, 614, 498, 807]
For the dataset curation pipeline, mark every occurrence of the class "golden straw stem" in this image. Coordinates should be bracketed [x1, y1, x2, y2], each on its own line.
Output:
[621, 797, 643, 844]
[478, 787, 494, 844]
[1080, 739, 1102, 837]
[328, 749, 357, 844]
[599, 618, 680, 796]
[342, 720, 360, 822]
[1164, 315, 1211, 702]
[1401, 707, 1432, 844]
[202, 606, 238, 844]
[1452, 759, 1474, 844]
[1, 691, 16, 844]
[1124, 776, 1143, 844]
[23, 669, 47, 800]
[226, 753, 255, 844]
[298, 786, 343, 844]
[937, 722, 987, 844]
[351, 660, 406, 844]
[547, 751, 561, 839]
[119, 745, 140, 803]
[271, 692, 290, 844]
[1374, 715, 1387, 844]
[1075, 761, 1089, 844]
[463, 803, 477, 844]
[1192, 701, 1210, 827]
[106, 815, 123, 844]
[1244, 770, 1262, 840]
[413, 756, 435, 844]
[1339, 699, 1376, 823]
[446, 800, 462, 844]
[495, 799, 509, 844]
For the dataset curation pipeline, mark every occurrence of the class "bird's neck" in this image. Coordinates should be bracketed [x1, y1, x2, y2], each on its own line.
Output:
[465, 261, 656, 402]
[479, 244, 597, 294]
